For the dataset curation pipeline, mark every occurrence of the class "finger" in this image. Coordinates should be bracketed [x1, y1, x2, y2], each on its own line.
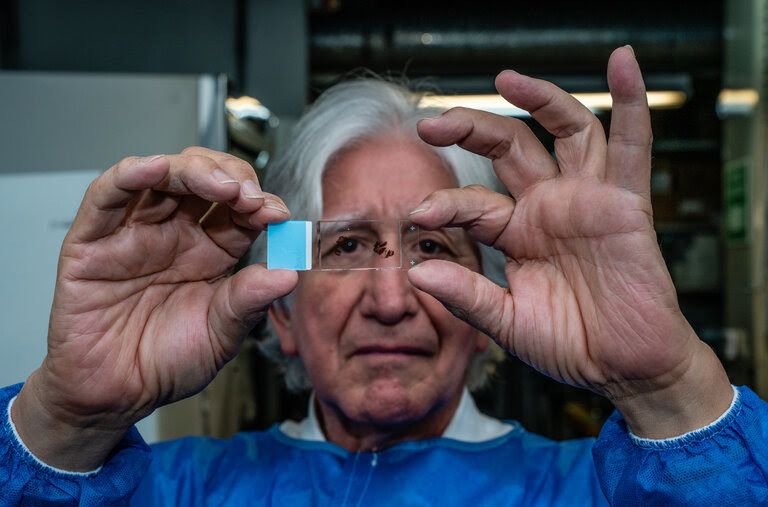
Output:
[122, 151, 262, 226]
[179, 147, 267, 213]
[68, 155, 176, 243]
[72, 154, 243, 242]
[161, 151, 289, 228]
[605, 46, 653, 198]
[125, 189, 181, 224]
[493, 70, 607, 178]
[208, 264, 298, 361]
[157, 153, 263, 213]
[409, 185, 515, 250]
[127, 150, 265, 225]
[174, 186, 289, 230]
[71, 151, 263, 243]
[246, 192, 291, 228]
[417, 107, 558, 197]
[174, 195, 219, 225]
[198, 191, 290, 230]
[197, 192, 290, 258]
[195, 203, 260, 259]
[408, 260, 510, 343]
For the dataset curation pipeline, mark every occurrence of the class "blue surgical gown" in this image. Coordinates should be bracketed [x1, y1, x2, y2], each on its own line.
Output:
[1, 383, 767, 506]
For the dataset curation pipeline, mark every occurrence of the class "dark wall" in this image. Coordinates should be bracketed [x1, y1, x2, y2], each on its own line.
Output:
[1, 0, 308, 116]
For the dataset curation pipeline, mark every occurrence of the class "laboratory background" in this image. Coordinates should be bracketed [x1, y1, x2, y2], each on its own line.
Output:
[0, 0, 762, 444]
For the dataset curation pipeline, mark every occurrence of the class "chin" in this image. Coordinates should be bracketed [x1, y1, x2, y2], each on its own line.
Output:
[352, 379, 433, 425]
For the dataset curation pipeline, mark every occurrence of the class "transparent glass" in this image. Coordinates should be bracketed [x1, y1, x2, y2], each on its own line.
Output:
[317, 220, 411, 270]
[267, 219, 480, 271]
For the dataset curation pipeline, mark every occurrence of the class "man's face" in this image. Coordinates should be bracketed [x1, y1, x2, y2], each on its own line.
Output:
[270, 135, 487, 445]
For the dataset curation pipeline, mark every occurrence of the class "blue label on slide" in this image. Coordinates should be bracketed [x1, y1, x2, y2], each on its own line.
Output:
[267, 221, 312, 270]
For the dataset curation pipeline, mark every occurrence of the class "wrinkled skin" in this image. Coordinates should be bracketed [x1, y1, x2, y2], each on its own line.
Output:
[14, 148, 298, 470]
[12, 47, 732, 473]
[407, 47, 732, 436]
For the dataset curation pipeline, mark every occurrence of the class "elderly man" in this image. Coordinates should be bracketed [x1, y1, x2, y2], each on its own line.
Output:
[2, 47, 767, 505]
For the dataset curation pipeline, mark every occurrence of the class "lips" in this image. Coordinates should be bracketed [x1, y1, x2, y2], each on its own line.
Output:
[350, 346, 434, 357]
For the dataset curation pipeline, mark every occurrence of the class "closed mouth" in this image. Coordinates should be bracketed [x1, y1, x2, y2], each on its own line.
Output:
[351, 346, 433, 357]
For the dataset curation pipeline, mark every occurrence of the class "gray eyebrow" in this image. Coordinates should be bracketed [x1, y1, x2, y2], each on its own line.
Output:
[318, 219, 377, 237]
[317, 219, 404, 236]
[320, 212, 369, 221]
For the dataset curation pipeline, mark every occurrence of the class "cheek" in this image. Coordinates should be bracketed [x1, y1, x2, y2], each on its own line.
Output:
[295, 274, 351, 311]
[291, 274, 361, 348]
[417, 293, 480, 356]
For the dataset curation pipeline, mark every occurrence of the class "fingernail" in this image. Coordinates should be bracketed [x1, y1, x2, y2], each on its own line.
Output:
[140, 154, 165, 165]
[264, 198, 289, 214]
[409, 201, 432, 215]
[213, 169, 238, 185]
[242, 180, 264, 199]
[624, 44, 635, 57]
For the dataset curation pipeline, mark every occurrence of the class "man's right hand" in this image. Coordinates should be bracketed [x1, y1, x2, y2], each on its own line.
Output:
[409, 47, 733, 439]
[11, 147, 298, 471]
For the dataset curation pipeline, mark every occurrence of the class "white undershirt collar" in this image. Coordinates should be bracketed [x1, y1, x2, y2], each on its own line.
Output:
[278, 388, 515, 443]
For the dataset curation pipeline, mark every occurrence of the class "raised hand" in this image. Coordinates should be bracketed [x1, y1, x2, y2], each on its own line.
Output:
[408, 47, 732, 437]
[13, 147, 297, 470]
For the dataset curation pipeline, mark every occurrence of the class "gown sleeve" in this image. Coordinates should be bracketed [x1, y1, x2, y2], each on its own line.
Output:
[0, 383, 152, 506]
[593, 385, 768, 505]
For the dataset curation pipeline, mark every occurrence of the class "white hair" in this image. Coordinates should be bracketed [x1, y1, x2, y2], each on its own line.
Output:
[254, 78, 507, 392]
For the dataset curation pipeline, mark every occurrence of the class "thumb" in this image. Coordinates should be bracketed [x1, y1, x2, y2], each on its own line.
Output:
[208, 265, 298, 360]
[408, 260, 511, 342]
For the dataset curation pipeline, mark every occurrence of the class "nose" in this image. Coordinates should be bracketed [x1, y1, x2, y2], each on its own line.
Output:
[359, 268, 419, 325]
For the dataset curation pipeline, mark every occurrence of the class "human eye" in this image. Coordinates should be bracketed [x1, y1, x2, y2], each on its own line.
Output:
[415, 235, 457, 261]
[418, 238, 447, 256]
[317, 220, 401, 270]
[319, 230, 373, 269]
[333, 235, 361, 255]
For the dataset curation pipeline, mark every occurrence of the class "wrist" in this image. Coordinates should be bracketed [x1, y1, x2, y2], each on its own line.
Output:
[609, 340, 733, 439]
[12, 372, 130, 472]
[626, 385, 738, 445]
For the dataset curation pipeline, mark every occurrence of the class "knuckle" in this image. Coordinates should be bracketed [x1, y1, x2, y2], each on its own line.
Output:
[485, 139, 512, 161]
[465, 184, 490, 194]
[421, 189, 444, 202]
[181, 146, 206, 156]
[84, 178, 101, 198]
[184, 154, 217, 172]
[556, 115, 602, 139]
[445, 106, 470, 116]
[221, 157, 255, 177]
[112, 155, 141, 172]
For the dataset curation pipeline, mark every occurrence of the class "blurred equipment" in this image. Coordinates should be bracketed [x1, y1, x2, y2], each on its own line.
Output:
[226, 95, 279, 181]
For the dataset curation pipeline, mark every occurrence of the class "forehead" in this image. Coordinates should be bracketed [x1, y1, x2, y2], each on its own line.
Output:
[321, 136, 458, 220]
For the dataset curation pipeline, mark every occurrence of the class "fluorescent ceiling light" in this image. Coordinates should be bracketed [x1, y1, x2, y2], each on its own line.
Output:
[419, 94, 530, 117]
[419, 91, 688, 117]
[716, 89, 759, 116]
